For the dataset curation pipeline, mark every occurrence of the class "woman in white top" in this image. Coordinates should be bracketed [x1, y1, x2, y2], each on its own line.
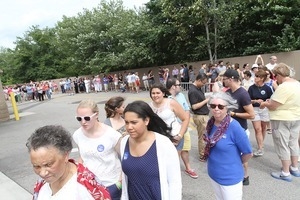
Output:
[27, 125, 111, 200]
[73, 100, 122, 200]
[149, 83, 189, 152]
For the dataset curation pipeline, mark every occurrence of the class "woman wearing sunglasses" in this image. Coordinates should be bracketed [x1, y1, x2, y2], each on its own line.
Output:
[204, 92, 253, 200]
[73, 100, 122, 200]
[248, 69, 273, 157]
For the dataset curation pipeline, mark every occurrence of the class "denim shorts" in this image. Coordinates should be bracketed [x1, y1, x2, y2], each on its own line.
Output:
[175, 136, 184, 151]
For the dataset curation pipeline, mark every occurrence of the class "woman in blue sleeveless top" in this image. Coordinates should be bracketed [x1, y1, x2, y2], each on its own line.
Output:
[119, 101, 182, 200]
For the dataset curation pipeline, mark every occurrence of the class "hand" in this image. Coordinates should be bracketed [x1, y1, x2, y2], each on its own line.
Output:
[256, 99, 263, 104]
[260, 102, 266, 109]
[172, 134, 182, 145]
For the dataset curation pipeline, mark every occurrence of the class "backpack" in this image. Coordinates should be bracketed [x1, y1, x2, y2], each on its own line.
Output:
[32, 159, 111, 200]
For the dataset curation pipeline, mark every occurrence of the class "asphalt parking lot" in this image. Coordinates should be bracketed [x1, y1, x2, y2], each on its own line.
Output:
[0, 91, 299, 199]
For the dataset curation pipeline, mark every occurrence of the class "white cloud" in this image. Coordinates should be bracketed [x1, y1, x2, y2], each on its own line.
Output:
[0, 0, 149, 49]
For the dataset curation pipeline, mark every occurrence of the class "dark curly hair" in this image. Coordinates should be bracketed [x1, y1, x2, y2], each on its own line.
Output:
[26, 125, 73, 153]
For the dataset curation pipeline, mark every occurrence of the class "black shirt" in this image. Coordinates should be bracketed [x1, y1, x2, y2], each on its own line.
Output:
[227, 87, 252, 130]
[248, 84, 273, 107]
[188, 84, 209, 115]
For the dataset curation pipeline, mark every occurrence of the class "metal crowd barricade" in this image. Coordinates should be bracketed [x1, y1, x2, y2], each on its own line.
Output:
[180, 82, 214, 93]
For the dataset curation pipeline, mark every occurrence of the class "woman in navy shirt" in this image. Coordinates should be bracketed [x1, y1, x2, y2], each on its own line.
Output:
[248, 69, 273, 157]
[120, 101, 182, 200]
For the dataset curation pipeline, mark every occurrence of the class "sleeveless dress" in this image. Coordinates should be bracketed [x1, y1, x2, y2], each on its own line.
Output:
[149, 99, 181, 136]
[122, 140, 161, 200]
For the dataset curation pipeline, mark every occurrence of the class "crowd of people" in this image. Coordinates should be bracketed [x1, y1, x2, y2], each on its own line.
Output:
[3, 80, 56, 103]
[25, 55, 300, 200]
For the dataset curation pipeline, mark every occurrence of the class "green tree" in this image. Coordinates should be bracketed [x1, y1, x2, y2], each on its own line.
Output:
[228, 0, 300, 55]
[12, 26, 62, 83]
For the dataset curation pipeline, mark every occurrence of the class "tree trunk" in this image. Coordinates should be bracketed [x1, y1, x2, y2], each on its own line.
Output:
[213, 0, 217, 62]
[0, 72, 10, 122]
[205, 22, 213, 64]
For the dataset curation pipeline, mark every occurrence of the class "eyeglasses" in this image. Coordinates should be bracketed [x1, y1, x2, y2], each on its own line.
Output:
[75, 113, 97, 122]
[174, 84, 181, 87]
[255, 75, 260, 78]
[209, 104, 226, 110]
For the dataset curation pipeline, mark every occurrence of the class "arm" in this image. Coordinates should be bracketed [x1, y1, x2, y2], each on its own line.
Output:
[255, 55, 264, 66]
[260, 99, 282, 111]
[191, 98, 209, 110]
[272, 81, 278, 91]
[212, 82, 220, 92]
[241, 153, 253, 164]
[231, 104, 255, 120]
[171, 99, 189, 138]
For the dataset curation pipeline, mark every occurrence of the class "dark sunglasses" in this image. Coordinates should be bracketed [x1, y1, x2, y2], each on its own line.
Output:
[76, 113, 97, 122]
[209, 104, 226, 110]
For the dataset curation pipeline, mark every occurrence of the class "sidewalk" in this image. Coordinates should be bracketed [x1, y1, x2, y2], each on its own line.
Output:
[0, 172, 32, 200]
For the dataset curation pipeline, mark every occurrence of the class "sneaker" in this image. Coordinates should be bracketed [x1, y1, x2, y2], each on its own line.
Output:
[253, 149, 264, 157]
[271, 172, 292, 182]
[185, 169, 198, 179]
[266, 128, 272, 134]
[289, 167, 300, 177]
[199, 156, 206, 162]
[243, 176, 249, 186]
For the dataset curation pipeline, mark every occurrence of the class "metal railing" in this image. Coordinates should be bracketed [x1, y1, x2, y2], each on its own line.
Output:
[180, 82, 214, 93]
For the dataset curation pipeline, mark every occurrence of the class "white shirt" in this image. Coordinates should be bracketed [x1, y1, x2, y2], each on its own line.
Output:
[266, 63, 276, 71]
[142, 75, 148, 81]
[73, 124, 122, 186]
[37, 174, 94, 200]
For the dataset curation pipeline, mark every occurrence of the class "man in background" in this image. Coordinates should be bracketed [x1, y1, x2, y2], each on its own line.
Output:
[188, 73, 209, 162]
[223, 69, 255, 186]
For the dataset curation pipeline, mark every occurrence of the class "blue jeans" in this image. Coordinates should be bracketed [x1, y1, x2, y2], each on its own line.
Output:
[107, 183, 122, 200]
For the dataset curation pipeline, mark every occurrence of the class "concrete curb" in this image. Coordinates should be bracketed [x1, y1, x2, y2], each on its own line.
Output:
[0, 172, 32, 200]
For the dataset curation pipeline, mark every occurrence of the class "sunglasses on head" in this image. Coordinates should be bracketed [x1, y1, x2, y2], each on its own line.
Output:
[76, 113, 97, 122]
[209, 104, 226, 110]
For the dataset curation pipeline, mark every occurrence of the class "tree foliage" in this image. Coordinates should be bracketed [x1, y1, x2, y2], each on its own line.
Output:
[0, 0, 300, 84]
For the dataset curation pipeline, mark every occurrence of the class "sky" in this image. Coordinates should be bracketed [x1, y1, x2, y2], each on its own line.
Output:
[0, 0, 149, 49]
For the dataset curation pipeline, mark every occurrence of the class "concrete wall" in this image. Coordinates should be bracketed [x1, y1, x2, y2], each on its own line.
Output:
[51, 50, 300, 91]
[138, 50, 300, 82]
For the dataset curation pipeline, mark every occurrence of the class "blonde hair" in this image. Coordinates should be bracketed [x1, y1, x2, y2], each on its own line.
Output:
[77, 99, 99, 113]
[272, 63, 295, 77]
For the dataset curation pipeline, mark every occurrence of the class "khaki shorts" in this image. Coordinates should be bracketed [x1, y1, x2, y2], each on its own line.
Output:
[252, 107, 270, 122]
[182, 131, 191, 151]
[271, 120, 300, 160]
